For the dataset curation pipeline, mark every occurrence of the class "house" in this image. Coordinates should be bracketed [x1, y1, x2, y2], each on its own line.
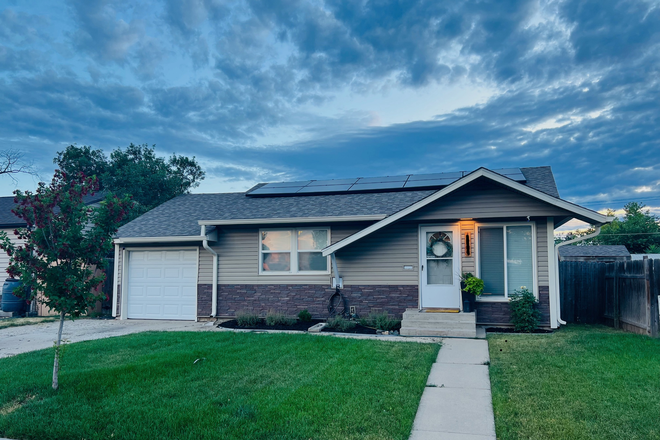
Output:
[111, 166, 613, 335]
[1, 193, 108, 315]
[558, 245, 631, 262]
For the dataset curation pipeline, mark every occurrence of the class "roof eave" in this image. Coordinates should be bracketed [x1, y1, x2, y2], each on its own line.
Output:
[322, 168, 612, 257]
[198, 215, 387, 226]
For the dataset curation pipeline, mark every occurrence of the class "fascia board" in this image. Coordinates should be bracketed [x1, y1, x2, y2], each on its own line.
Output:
[197, 215, 387, 226]
[322, 168, 612, 256]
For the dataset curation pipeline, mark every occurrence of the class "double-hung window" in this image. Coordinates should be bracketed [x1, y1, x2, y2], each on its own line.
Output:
[478, 224, 535, 299]
[260, 228, 330, 274]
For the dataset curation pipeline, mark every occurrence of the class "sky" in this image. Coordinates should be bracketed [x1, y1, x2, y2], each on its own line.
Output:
[1, 0, 659, 234]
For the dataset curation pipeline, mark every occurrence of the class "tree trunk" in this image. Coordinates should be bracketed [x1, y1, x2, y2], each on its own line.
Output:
[52, 311, 65, 390]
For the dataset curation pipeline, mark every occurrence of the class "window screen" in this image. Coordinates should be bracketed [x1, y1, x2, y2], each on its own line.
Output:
[479, 227, 505, 296]
[506, 226, 533, 293]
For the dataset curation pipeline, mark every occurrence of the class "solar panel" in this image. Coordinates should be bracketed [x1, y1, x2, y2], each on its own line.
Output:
[297, 184, 353, 193]
[348, 182, 406, 191]
[247, 167, 527, 196]
[265, 180, 312, 188]
[404, 178, 459, 188]
[249, 186, 304, 195]
[407, 172, 462, 181]
[307, 178, 359, 186]
[492, 168, 526, 182]
[356, 175, 408, 184]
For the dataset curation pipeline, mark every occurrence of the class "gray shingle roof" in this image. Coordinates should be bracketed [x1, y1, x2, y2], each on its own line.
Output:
[0, 197, 23, 228]
[0, 193, 108, 228]
[520, 166, 560, 198]
[117, 166, 561, 238]
[558, 245, 631, 257]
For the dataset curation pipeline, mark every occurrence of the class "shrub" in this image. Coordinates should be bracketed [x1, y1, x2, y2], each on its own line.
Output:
[460, 272, 484, 297]
[509, 287, 541, 332]
[236, 311, 259, 327]
[359, 312, 401, 331]
[297, 309, 312, 322]
[265, 310, 296, 327]
[325, 315, 356, 332]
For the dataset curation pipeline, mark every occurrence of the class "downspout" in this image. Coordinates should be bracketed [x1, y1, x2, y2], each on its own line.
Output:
[554, 225, 602, 326]
[331, 253, 342, 288]
[201, 225, 218, 318]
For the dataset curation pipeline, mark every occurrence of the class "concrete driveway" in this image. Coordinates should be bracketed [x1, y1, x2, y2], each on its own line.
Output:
[0, 319, 216, 358]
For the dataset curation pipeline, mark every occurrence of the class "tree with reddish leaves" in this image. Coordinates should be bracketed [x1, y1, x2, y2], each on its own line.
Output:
[0, 170, 132, 390]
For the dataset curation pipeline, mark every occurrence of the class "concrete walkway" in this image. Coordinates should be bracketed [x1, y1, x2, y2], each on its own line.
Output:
[410, 338, 496, 440]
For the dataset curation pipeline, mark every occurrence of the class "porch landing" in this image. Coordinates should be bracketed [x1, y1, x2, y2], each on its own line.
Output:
[400, 309, 477, 338]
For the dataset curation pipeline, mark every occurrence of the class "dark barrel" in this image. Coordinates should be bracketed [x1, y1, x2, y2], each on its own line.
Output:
[2, 278, 26, 313]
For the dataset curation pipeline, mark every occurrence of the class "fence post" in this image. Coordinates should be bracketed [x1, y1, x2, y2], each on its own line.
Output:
[650, 260, 659, 338]
[613, 263, 620, 329]
[644, 257, 652, 336]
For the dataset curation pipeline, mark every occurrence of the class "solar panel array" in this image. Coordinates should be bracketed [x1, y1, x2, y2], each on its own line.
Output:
[247, 168, 526, 197]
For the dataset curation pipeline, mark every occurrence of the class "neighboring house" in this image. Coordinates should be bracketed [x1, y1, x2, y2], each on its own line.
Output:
[112, 166, 613, 332]
[0, 196, 28, 281]
[558, 245, 631, 262]
[1, 193, 108, 314]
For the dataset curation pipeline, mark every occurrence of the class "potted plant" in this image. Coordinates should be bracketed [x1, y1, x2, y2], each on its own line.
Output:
[460, 272, 484, 312]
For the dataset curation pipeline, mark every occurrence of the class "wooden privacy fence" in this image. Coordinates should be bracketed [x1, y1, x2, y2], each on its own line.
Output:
[559, 259, 660, 337]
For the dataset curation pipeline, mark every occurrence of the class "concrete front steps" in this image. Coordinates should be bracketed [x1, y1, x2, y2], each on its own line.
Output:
[400, 309, 476, 338]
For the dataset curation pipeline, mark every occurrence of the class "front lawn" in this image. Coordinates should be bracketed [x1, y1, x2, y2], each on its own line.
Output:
[489, 325, 660, 440]
[0, 331, 438, 440]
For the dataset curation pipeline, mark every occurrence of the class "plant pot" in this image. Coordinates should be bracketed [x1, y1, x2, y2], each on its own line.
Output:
[462, 291, 476, 313]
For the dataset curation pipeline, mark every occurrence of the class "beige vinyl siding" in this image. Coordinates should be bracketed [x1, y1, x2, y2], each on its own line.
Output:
[536, 218, 549, 287]
[337, 222, 418, 285]
[116, 248, 123, 286]
[0, 228, 24, 278]
[460, 221, 476, 275]
[406, 181, 572, 221]
[201, 223, 370, 285]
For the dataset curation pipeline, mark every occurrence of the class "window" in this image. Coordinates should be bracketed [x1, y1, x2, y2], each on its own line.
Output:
[260, 228, 330, 274]
[478, 224, 535, 299]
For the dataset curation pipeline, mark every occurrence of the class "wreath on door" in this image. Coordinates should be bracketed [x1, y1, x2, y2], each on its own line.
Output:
[427, 232, 453, 258]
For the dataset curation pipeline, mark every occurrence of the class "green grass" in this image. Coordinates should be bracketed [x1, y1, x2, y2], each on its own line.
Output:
[0, 317, 58, 330]
[0, 331, 439, 440]
[489, 325, 660, 440]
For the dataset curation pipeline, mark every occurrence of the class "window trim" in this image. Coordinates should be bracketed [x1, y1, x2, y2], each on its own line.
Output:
[475, 222, 538, 302]
[258, 227, 331, 276]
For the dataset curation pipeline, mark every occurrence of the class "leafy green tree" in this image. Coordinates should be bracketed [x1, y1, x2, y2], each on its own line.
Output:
[555, 203, 660, 253]
[0, 171, 132, 390]
[55, 143, 205, 221]
[54, 145, 108, 187]
[597, 202, 660, 253]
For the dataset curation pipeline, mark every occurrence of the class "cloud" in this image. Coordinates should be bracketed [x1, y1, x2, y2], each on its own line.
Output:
[0, 8, 48, 45]
[1, 0, 660, 211]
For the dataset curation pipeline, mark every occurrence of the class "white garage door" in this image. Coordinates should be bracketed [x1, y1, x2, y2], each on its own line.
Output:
[126, 250, 197, 320]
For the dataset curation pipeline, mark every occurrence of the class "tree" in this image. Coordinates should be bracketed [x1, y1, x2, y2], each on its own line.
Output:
[1, 148, 38, 183]
[555, 202, 660, 253]
[54, 145, 108, 188]
[55, 143, 205, 221]
[0, 171, 132, 390]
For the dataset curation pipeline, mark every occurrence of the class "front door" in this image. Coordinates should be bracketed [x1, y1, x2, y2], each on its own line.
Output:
[420, 225, 461, 309]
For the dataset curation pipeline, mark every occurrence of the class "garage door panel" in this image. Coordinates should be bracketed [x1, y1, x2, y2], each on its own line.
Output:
[127, 250, 197, 321]
[163, 268, 181, 278]
[182, 267, 197, 278]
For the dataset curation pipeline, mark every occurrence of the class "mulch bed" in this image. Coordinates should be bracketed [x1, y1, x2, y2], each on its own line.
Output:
[218, 318, 382, 334]
[321, 324, 378, 335]
[485, 327, 553, 334]
[219, 319, 324, 331]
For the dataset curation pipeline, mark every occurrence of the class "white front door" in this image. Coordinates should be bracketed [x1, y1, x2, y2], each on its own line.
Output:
[126, 250, 198, 320]
[420, 225, 461, 309]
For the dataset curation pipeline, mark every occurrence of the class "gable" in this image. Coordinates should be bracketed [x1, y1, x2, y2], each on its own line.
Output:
[404, 177, 573, 221]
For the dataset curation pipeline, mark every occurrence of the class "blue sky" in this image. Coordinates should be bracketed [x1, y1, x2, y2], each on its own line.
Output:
[1, 0, 659, 232]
